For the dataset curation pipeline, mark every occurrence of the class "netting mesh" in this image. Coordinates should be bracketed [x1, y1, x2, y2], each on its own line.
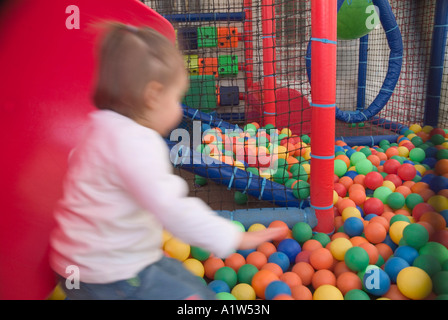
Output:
[141, 0, 446, 212]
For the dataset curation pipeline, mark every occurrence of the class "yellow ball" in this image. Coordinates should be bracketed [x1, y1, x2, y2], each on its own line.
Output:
[409, 124, 422, 133]
[303, 148, 311, 161]
[414, 164, 426, 175]
[234, 160, 246, 170]
[162, 230, 173, 246]
[273, 145, 288, 159]
[313, 285, 344, 300]
[333, 190, 339, 205]
[183, 258, 205, 277]
[164, 237, 190, 261]
[280, 128, 292, 137]
[341, 207, 362, 222]
[389, 221, 410, 244]
[302, 163, 311, 175]
[397, 267, 432, 300]
[47, 285, 66, 300]
[259, 168, 272, 179]
[382, 180, 396, 192]
[422, 125, 434, 134]
[427, 195, 448, 212]
[330, 237, 353, 261]
[248, 223, 266, 232]
[231, 283, 256, 300]
[406, 133, 417, 140]
[397, 146, 409, 158]
[442, 142, 448, 149]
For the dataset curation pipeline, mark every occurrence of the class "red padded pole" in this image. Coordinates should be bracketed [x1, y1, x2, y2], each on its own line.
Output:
[310, 0, 337, 233]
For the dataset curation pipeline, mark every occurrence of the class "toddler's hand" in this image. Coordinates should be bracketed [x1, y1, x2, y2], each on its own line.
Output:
[237, 227, 289, 250]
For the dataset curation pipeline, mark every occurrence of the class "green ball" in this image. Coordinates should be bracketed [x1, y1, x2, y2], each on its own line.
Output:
[443, 260, 448, 271]
[344, 289, 371, 300]
[375, 254, 385, 268]
[234, 191, 248, 205]
[390, 155, 404, 164]
[312, 232, 331, 248]
[419, 242, 448, 265]
[246, 167, 259, 176]
[337, 0, 380, 40]
[244, 123, 257, 133]
[405, 193, 424, 210]
[216, 292, 237, 300]
[430, 134, 445, 145]
[273, 167, 289, 184]
[386, 192, 406, 210]
[412, 254, 441, 277]
[335, 159, 348, 177]
[214, 266, 238, 289]
[409, 148, 426, 162]
[237, 264, 258, 284]
[232, 220, 246, 232]
[411, 136, 423, 147]
[345, 246, 370, 272]
[301, 134, 311, 144]
[263, 124, 275, 131]
[195, 175, 208, 186]
[436, 149, 448, 160]
[350, 151, 367, 166]
[355, 158, 373, 175]
[285, 178, 298, 189]
[292, 180, 310, 200]
[389, 214, 410, 225]
[360, 147, 372, 157]
[292, 222, 313, 244]
[373, 186, 393, 204]
[402, 223, 429, 250]
[433, 271, 448, 295]
[436, 294, 448, 300]
[190, 246, 211, 261]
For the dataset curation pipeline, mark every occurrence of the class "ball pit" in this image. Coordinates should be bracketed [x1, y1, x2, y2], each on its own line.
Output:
[157, 124, 448, 300]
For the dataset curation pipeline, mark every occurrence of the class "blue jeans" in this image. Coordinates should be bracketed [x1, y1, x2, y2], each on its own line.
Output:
[57, 256, 216, 300]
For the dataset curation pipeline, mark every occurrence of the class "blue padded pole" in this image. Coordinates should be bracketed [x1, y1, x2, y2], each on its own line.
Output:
[424, 0, 448, 127]
[357, 34, 369, 111]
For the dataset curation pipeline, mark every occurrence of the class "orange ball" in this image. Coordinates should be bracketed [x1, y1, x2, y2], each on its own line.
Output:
[369, 216, 390, 231]
[261, 262, 283, 277]
[375, 243, 394, 261]
[335, 155, 351, 168]
[381, 211, 396, 223]
[359, 242, 379, 265]
[395, 185, 412, 198]
[291, 262, 314, 286]
[268, 220, 290, 241]
[367, 155, 380, 167]
[331, 232, 350, 241]
[334, 216, 344, 231]
[382, 284, 409, 300]
[339, 176, 354, 191]
[273, 294, 294, 300]
[376, 152, 387, 161]
[411, 182, 429, 193]
[309, 248, 334, 270]
[337, 198, 357, 212]
[280, 272, 302, 288]
[302, 239, 323, 252]
[251, 270, 279, 299]
[257, 242, 277, 259]
[364, 222, 387, 244]
[312, 269, 336, 289]
[333, 261, 351, 278]
[417, 221, 436, 239]
[349, 190, 366, 206]
[353, 174, 366, 186]
[350, 236, 369, 247]
[386, 147, 399, 158]
[336, 271, 362, 295]
[435, 159, 448, 175]
[420, 211, 447, 231]
[349, 183, 365, 193]
[203, 257, 225, 279]
[419, 188, 436, 202]
[246, 251, 268, 270]
[225, 253, 246, 272]
[291, 285, 313, 300]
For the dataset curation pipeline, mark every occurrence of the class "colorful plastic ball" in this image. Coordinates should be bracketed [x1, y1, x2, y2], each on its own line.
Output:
[330, 237, 353, 261]
[384, 257, 410, 283]
[344, 246, 369, 272]
[350, 151, 367, 166]
[383, 159, 401, 174]
[402, 223, 429, 250]
[410, 148, 426, 162]
[341, 206, 362, 221]
[277, 239, 302, 264]
[364, 222, 387, 244]
[334, 159, 348, 177]
[389, 221, 410, 244]
[363, 198, 384, 216]
[190, 246, 211, 261]
[268, 252, 290, 273]
[396, 267, 432, 300]
[309, 248, 334, 270]
[293, 180, 310, 200]
[163, 238, 190, 261]
[373, 186, 393, 204]
[225, 253, 246, 273]
[251, 270, 280, 299]
[183, 258, 205, 278]
[231, 283, 256, 300]
[208, 279, 231, 293]
[397, 163, 417, 181]
[431, 134, 445, 145]
[387, 192, 406, 210]
[432, 271, 448, 295]
[344, 289, 371, 300]
[413, 254, 442, 277]
[214, 266, 238, 289]
[312, 284, 344, 300]
[234, 191, 248, 205]
[343, 217, 364, 237]
[237, 264, 258, 285]
[292, 222, 313, 244]
[216, 292, 237, 300]
[312, 232, 332, 248]
[419, 242, 448, 264]
[265, 281, 291, 300]
[363, 266, 391, 296]
[405, 193, 424, 211]
[355, 159, 373, 175]
[428, 176, 448, 194]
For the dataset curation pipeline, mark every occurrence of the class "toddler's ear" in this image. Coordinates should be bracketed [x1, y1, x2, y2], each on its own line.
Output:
[143, 80, 164, 109]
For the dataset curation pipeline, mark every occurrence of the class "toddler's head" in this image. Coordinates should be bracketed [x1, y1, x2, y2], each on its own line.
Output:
[93, 22, 188, 136]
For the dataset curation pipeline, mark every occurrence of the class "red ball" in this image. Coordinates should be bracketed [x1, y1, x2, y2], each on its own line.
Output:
[401, 142, 415, 151]
[412, 202, 435, 221]
[430, 128, 446, 138]
[334, 174, 340, 183]
[364, 172, 384, 190]
[363, 197, 384, 216]
[431, 229, 448, 249]
[334, 182, 347, 197]
[397, 163, 417, 181]
[384, 174, 403, 187]
[383, 159, 401, 174]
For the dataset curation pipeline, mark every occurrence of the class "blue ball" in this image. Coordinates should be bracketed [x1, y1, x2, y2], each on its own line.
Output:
[421, 173, 436, 184]
[343, 217, 364, 237]
[237, 248, 256, 259]
[363, 267, 391, 296]
[277, 239, 301, 264]
[208, 280, 230, 293]
[201, 123, 211, 132]
[346, 148, 356, 158]
[268, 252, 290, 272]
[429, 176, 448, 193]
[425, 147, 438, 158]
[382, 234, 398, 252]
[335, 145, 345, 153]
[394, 246, 419, 265]
[356, 205, 364, 217]
[422, 157, 437, 168]
[344, 171, 359, 179]
[384, 257, 410, 283]
[364, 213, 378, 221]
[380, 160, 386, 166]
[264, 281, 291, 300]
[440, 210, 448, 225]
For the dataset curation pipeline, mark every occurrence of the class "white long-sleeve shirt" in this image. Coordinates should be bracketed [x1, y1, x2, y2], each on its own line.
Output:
[50, 110, 241, 284]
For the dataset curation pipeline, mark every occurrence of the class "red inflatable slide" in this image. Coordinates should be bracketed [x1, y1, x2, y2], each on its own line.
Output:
[0, 0, 175, 299]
